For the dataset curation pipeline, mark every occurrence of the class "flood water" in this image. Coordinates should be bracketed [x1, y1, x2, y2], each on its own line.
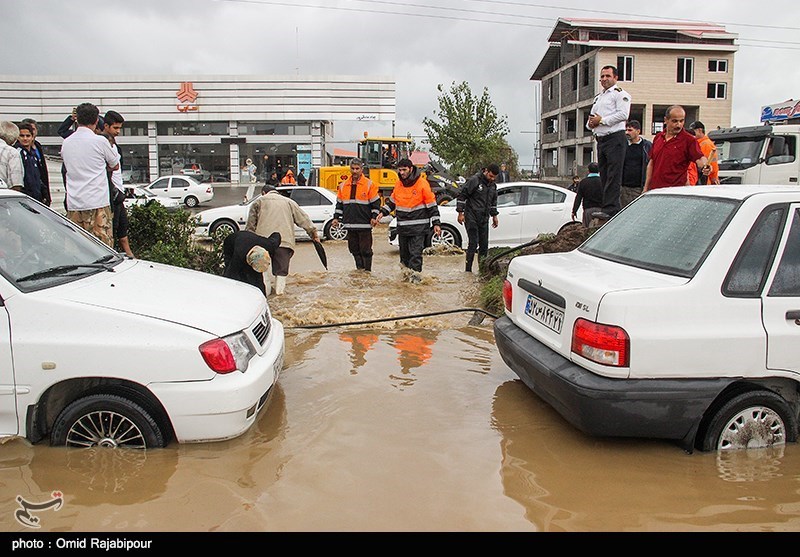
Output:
[3, 232, 800, 532]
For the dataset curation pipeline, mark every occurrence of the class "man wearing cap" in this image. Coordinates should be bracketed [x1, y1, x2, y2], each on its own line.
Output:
[587, 65, 631, 217]
[222, 230, 282, 297]
[687, 121, 720, 185]
[246, 184, 320, 295]
[644, 105, 710, 192]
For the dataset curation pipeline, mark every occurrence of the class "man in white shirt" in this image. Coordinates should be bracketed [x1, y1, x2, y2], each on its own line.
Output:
[61, 103, 120, 247]
[586, 65, 631, 217]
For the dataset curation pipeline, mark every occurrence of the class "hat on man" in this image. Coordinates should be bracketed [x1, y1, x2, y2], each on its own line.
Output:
[689, 121, 705, 131]
[261, 184, 277, 194]
[246, 246, 272, 273]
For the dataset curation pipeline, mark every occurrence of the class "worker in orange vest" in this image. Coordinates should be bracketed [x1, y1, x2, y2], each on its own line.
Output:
[281, 168, 297, 185]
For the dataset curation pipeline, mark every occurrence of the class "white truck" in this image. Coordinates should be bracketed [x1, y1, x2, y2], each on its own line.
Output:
[708, 123, 799, 185]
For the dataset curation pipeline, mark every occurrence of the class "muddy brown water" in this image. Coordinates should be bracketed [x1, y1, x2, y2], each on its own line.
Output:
[2, 232, 800, 532]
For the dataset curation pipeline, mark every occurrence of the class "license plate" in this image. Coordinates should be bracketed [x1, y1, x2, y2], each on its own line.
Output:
[524, 294, 564, 334]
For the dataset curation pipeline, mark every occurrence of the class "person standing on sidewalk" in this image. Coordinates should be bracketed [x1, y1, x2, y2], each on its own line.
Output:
[14, 122, 50, 205]
[586, 65, 631, 217]
[20, 118, 51, 206]
[457, 164, 500, 273]
[101, 110, 135, 258]
[332, 158, 381, 272]
[60, 102, 120, 247]
[376, 158, 441, 283]
[0, 121, 24, 191]
[620, 120, 652, 209]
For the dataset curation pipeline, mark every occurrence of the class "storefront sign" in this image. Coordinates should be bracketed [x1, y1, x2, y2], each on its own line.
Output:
[176, 82, 199, 112]
[761, 99, 800, 123]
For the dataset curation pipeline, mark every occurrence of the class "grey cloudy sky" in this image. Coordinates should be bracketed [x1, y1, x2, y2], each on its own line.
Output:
[2, 0, 799, 169]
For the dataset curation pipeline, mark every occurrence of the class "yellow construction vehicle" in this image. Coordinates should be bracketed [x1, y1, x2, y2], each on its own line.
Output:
[318, 133, 460, 204]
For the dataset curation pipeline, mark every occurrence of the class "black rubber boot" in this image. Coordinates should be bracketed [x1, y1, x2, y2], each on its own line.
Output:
[465, 254, 474, 273]
[353, 254, 364, 270]
[363, 255, 373, 272]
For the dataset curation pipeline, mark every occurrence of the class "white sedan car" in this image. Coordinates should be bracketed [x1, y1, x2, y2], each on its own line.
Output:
[495, 185, 800, 452]
[194, 185, 347, 241]
[0, 189, 284, 449]
[139, 175, 214, 208]
[124, 187, 183, 211]
[388, 181, 581, 248]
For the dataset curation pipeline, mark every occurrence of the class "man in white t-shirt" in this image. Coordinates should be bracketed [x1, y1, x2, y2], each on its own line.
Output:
[61, 103, 120, 247]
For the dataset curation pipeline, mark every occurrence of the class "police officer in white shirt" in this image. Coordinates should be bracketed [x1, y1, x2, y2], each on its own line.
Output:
[587, 65, 631, 217]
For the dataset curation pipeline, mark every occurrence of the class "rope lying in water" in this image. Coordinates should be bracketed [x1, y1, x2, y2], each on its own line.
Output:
[285, 308, 500, 330]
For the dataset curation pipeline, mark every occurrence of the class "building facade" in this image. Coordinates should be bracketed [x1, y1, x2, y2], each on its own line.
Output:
[0, 75, 396, 185]
[531, 19, 738, 181]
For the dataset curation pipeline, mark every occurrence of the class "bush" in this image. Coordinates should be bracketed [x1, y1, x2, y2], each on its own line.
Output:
[127, 203, 225, 276]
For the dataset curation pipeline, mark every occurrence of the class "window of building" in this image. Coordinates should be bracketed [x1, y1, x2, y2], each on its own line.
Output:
[156, 122, 229, 136]
[118, 122, 149, 137]
[708, 59, 728, 73]
[707, 82, 727, 99]
[617, 56, 634, 82]
[547, 79, 553, 100]
[677, 58, 694, 83]
[582, 61, 590, 87]
[238, 122, 311, 136]
[571, 65, 578, 91]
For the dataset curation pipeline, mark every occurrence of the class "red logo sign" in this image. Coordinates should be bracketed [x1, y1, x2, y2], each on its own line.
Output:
[176, 82, 199, 112]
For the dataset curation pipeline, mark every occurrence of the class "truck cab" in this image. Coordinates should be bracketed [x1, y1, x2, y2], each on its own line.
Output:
[709, 124, 799, 185]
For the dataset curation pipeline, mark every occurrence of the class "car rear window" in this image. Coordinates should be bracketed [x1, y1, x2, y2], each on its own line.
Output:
[579, 194, 739, 277]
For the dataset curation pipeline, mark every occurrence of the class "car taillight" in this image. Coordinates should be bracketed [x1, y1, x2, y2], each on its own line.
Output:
[503, 279, 513, 311]
[571, 318, 629, 367]
[199, 339, 237, 374]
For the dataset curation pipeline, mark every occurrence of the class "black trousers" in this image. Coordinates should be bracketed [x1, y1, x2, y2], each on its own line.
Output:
[398, 234, 425, 272]
[465, 218, 490, 269]
[597, 130, 627, 216]
[347, 229, 374, 271]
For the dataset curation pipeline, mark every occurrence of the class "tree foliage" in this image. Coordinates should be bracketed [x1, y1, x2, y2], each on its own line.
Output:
[423, 81, 511, 177]
[127, 203, 224, 275]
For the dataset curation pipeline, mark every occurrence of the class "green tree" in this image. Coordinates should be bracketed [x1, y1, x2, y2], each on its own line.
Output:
[423, 81, 511, 177]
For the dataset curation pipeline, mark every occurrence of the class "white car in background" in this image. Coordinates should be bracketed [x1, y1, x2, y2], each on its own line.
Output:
[194, 185, 347, 241]
[139, 175, 214, 208]
[0, 189, 284, 449]
[124, 187, 183, 211]
[388, 181, 581, 248]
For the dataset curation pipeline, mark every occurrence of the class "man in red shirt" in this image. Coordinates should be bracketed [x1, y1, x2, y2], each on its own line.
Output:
[644, 105, 710, 192]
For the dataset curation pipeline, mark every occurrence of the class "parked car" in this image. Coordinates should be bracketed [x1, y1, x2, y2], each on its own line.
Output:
[180, 163, 211, 182]
[123, 187, 183, 211]
[140, 175, 214, 208]
[0, 189, 284, 449]
[494, 185, 800, 452]
[120, 166, 146, 184]
[194, 185, 347, 241]
[388, 181, 580, 248]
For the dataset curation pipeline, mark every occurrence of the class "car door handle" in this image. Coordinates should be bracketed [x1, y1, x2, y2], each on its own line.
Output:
[507, 210, 521, 215]
[786, 310, 800, 321]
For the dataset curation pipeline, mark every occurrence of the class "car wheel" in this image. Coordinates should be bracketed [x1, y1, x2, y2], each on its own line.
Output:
[51, 394, 166, 449]
[210, 220, 238, 239]
[325, 220, 348, 241]
[436, 194, 453, 206]
[184, 196, 199, 208]
[432, 224, 460, 248]
[700, 391, 797, 451]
